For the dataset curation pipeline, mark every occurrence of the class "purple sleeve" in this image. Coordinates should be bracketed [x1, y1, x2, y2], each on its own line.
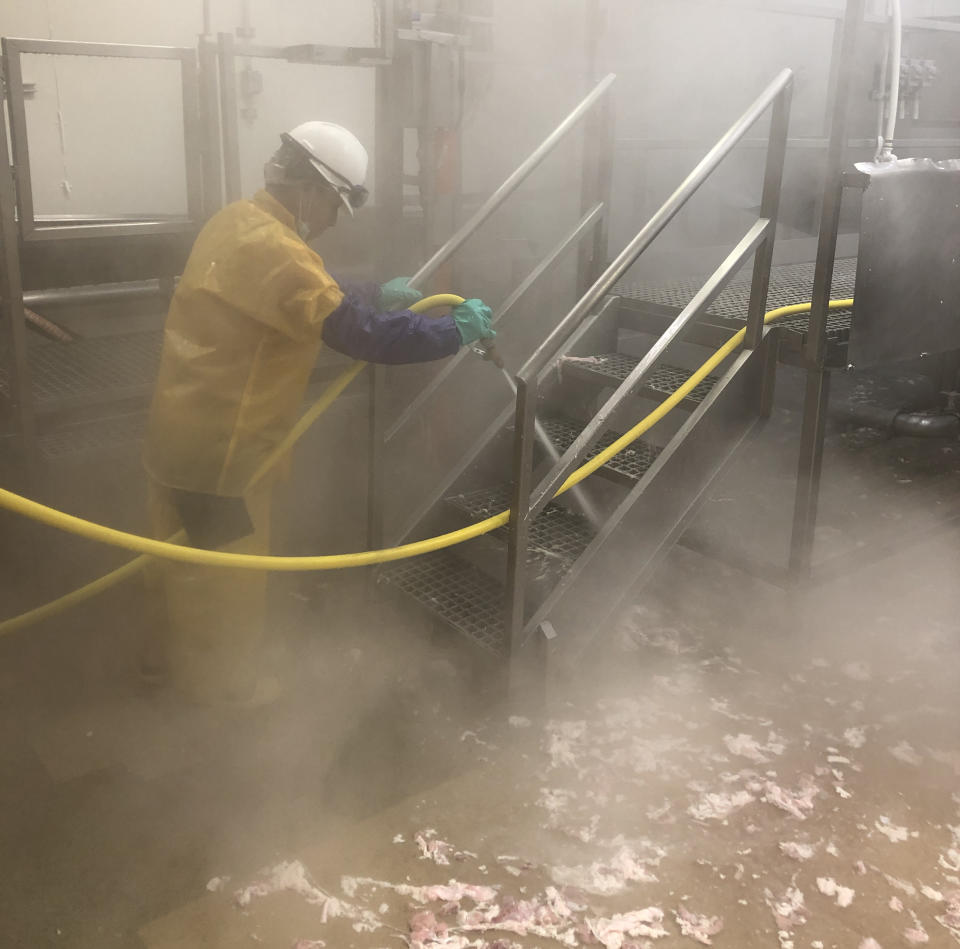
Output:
[329, 276, 382, 309]
[321, 291, 460, 364]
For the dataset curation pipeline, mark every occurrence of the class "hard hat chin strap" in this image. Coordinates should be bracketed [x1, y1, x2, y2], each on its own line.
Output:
[295, 189, 313, 240]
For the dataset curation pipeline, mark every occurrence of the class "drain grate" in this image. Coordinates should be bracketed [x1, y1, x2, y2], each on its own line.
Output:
[562, 353, 718, 403]
[615, 259, 857, 339]
[446, 484, 595, 569]
[380, 551, 506, 656]
[540, 416, 662, 484]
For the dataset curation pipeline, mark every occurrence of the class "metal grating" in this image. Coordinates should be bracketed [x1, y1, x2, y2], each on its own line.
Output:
[561, 353, 718, 403]
[380, 551, 507, 656]
[541, 416, 662, 484]
[13, 331, 163, 410]
[446, 484, 595, 569]
[615, 259, 857, 339]
[37, 414, 146, 460]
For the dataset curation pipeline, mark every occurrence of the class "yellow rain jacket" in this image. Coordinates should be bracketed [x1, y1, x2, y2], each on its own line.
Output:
[144, 190, 344, 497]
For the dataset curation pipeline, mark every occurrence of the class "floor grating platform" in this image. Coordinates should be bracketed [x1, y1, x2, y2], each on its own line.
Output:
[380, 551, 506, 656]
[0, 331, 164, 412]
[37, 414, 146, 460]
[615, 259, 857, 339]
[446, 484, 595, 570]
[561, 354, 718, 403]
[541, 416, 662, 485]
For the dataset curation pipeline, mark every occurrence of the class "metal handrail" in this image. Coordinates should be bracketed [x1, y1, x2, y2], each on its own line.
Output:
[516, 68, 794, 386]
[406, 72, 617, 291]
[524, 217, 772, 523]
[367, 74, 616, 548]
[504, 67, 795, 648]
[385, 202, 605, 443]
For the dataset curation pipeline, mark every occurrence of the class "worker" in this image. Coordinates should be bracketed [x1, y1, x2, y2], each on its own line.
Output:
[140, 121, 494, 705]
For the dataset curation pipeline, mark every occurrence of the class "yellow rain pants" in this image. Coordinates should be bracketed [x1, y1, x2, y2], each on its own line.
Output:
[143, 480, 273, 703]
[142, 189, 344, 701]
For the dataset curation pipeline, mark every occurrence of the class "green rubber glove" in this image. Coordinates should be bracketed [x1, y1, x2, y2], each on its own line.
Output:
[379, 276, 423, 311]
[452, 298, 495, 346]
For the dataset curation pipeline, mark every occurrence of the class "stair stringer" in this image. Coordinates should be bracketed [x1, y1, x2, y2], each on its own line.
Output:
[520, 330, 776, 658]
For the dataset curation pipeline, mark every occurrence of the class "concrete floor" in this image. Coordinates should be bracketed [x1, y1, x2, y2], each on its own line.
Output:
[2, 367, 959, 948]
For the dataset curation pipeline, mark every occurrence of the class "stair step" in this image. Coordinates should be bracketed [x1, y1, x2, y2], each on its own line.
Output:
[380, 551, 506, 656]
[445, 484, 594, 572]
[540, 416, 662, 487]
[560, 352, 718, 406]
[616, 303, 738, 349]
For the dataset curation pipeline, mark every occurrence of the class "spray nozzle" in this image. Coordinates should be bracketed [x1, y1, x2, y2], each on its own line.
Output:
[472, 339, 505, 370]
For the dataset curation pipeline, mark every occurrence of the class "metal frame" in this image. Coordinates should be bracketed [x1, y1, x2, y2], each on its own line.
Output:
[214, 0, 397, 204]
[788, 0, 867, 578]
[504, 68, 795, 652]
[1, 37, 203, 240]
[0, 90, 35, 479]
[523, 331, 777, 653]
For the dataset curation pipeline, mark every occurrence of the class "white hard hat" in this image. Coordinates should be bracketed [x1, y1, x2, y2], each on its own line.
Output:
[282, 121, 369, 216]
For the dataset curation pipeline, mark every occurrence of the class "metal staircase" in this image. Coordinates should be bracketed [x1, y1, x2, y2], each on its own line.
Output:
[381, 293, 775, 661]
[379, 69, 795, 672]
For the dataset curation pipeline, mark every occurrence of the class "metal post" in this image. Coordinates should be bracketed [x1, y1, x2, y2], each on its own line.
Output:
[417, 41, 438, 270]
[504, 378, 538, 652]
[180, 49, 205, 224]
[743, 78, 793, 350]
[789, 369, 832, 575]
[217, 32, 243, 202]
[367, 365, 387, 549]
[0, 88, 36, 482]
[1, 41, 35, 241]
[366, 46, 406, 552]
[788, 0, 865, 577]
[578, 0, 612, 294]
[198, 37, 224, 218]
[578, 90, 614, 294]
[805, 0, 865, 368]
[374, 54, 405, 279]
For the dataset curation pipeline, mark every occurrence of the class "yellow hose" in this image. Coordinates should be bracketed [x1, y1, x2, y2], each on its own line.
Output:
[0, 297, 852, 634]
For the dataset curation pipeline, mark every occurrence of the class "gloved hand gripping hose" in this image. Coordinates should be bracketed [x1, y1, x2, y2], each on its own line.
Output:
[0, 299, 855, 636]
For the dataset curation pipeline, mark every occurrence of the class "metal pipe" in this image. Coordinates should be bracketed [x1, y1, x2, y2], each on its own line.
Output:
[385, 202, 605, 443]
[834, 402, 960, 437]
[2, 37, 190, 59]
[525, 217, 771, 523]
[878, 0, 903, 161]
[24, 308, 75, 343]
[518, 68, 794, 384]
[895, 412, 959, 437]
[406, 73, 617, 291]
[22, 280, 164, 308]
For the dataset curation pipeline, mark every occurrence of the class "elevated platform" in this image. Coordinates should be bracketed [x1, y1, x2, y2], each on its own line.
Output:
[615, 258, 858, 367]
